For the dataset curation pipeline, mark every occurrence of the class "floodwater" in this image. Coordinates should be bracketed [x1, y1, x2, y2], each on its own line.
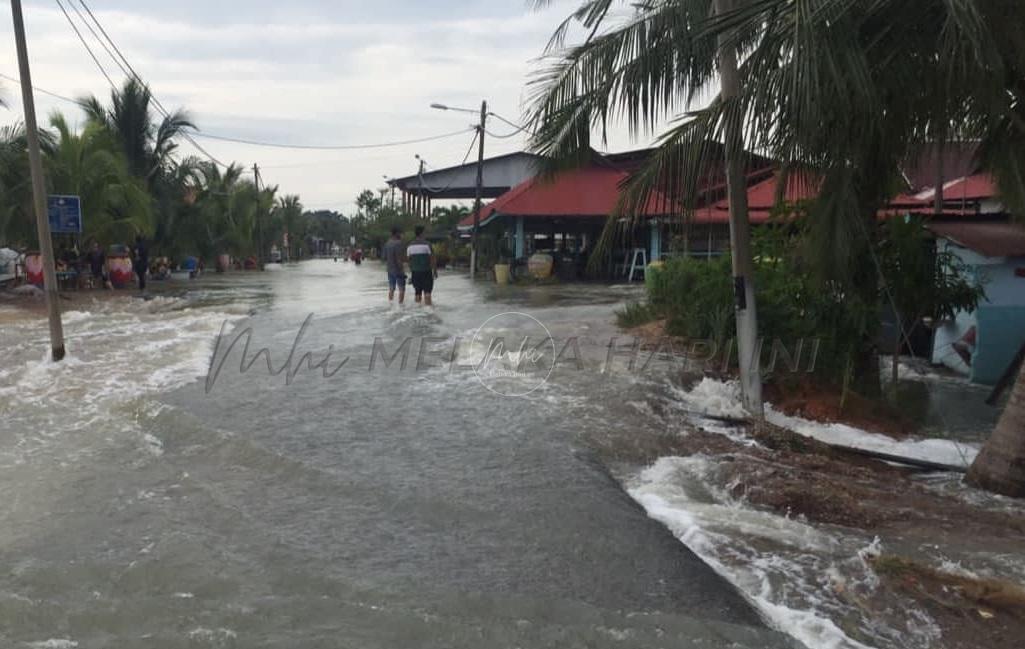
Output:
[0, 260, 802, 649]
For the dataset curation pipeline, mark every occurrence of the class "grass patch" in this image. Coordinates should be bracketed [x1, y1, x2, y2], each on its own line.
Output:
[615, 301, 657, 328]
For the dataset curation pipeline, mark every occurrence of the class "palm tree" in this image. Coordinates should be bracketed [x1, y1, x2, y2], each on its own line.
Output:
[968, 363, 1025, 496]
[0, 121, 56, 246]
[45, 113, 152, 244]
[80, 78, 194, 182]
[80, 78, 196, 255]
[529, 0, 1025, 492]
[0, 122, 32, 245]
[273, 195, 304, 258]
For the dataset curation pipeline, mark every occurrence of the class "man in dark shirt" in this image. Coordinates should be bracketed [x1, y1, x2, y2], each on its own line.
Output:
[85, 241, 106, 289]
[133, 235, 148, 291]
[382, 226, 406, 304]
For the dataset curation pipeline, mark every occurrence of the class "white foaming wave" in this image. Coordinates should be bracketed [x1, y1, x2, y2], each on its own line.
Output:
[764, 406, 978, 469]
[0, 304, 246, 467]
[628, 456, 900, 649]
[668, 377, 749, 420]
[27, 640, 78, 649]
[672, 377, 978, 469]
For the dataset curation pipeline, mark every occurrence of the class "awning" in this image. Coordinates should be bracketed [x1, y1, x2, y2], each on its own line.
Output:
[927, 221, 1025, 258]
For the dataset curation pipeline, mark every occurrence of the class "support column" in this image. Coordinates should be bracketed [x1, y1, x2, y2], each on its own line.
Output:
[515, 216, 525, 259]
[649, 219, 661, 262]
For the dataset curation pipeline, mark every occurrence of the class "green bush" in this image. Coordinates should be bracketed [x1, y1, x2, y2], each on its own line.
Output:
[643, 246, 867, 383]
[615, 301, 658, 328]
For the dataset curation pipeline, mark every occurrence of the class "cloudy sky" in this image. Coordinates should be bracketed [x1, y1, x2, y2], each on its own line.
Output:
[0, 0, 655, 213]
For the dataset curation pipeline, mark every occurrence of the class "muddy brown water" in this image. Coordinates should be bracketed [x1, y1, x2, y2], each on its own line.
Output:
[0, 260, 798, 648]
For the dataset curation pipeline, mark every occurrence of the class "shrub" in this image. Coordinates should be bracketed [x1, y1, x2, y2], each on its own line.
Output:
[643, 248, 866, 384]
[615, 301, 658, 328]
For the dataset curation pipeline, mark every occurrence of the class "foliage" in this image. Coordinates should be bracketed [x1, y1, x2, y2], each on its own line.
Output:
[615, 301, 657, 328]
[641, 218, 957, 386]
[45, 113, 152, 244]
[877, 215, 986, 385]
[0, 77, 337, 264]
[528, 0, 1025, 389]
[431, 204, 470, 231]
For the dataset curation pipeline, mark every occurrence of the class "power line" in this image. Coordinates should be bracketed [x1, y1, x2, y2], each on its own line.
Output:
[0, 72, 82, 105]
[53, 0, 117, 90]
[485, 127, 526, 139]
[67, 0, 131, 80]
[488, 111, 528, 132]
[191, 127, 475, 151]
[61, 0, 226, 167]
[415, 129, 480, 193]
[0, 71, 482, 156]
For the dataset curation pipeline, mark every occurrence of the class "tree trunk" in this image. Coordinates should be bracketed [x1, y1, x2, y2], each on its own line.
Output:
[714, 0, 764, 418]
[967, 361, 1025, 497]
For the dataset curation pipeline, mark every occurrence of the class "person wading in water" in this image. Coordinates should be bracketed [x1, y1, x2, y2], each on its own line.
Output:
[406, 225, 437, 306]
[382, 225, 406, 305]
[133, 235, 149, 292]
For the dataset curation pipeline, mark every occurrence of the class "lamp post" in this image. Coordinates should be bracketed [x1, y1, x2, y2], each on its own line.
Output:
[431, 101, 487, 279]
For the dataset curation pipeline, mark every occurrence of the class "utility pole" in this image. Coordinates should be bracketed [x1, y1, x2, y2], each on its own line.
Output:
[416, 156, 426, 219]
[253, 163, 265, 269]
[11, 0, 65, 361]
[470, 100, 487, 280]
[714, 0, 762, 417]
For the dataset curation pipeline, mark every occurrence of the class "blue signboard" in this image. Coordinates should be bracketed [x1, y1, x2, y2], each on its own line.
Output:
[47, 195, 83, 233]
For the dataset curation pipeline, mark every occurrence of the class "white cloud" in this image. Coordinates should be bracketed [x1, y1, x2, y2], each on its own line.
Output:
[0, 1, 658, 212]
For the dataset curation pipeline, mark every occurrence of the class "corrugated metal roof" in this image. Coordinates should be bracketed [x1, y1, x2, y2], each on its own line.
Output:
[457, 166, 674, 228]
[914, 173, 998, 202]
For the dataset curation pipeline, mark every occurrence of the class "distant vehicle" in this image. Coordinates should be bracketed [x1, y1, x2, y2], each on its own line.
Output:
[269, 245, 283, 264]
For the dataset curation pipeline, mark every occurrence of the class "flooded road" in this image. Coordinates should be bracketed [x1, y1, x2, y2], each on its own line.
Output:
[0, 261, 798, 648]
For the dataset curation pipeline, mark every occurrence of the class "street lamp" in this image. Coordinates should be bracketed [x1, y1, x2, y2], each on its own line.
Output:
[431, 100, 487, 280]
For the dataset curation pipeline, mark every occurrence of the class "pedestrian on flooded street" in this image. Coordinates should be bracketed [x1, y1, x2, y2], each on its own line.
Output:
[407, 225, 436, 306]
[133, 235, 148, 292]
[383, 225, 406, 305]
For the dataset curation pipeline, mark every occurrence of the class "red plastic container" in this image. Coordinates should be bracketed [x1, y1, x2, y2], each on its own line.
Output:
[25, 252, 43, 286]
[108, 254, 134, 288]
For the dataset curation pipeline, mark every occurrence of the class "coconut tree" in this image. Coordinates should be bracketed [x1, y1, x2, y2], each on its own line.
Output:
[79, 78, 194, 182]
[45, 113, 152, 245]
[530, 0, 1025, 492]
[80, 78, 196, 255]
[273, 195, 304, 258]
[0, 121, 58, 246]
[968, 363, 1025, 496]
[0, 122, 32, 245]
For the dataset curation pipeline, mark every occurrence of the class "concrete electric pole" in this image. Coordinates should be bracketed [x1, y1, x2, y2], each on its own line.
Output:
[11, 0, 65, 362]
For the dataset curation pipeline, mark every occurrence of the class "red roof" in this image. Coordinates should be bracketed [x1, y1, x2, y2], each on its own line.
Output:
[915, 173, 998, 202]
[704, 170, 998, 223]
[706, 171, 819, 223]
[458, 165, 673, 228]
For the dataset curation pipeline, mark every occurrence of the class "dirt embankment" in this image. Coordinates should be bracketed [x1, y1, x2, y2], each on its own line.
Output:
[609, 319, 1025, 649]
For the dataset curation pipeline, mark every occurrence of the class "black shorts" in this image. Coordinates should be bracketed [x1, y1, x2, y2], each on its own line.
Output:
[411, 270, 434, 295]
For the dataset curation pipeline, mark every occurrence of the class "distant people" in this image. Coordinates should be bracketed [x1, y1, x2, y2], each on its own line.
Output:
[407, 225, 437, 306]
[133, 235, 148, 291]
[351, 248, 363, 265]
[383, 226, 406, 305]
[85, 241, 109, 290]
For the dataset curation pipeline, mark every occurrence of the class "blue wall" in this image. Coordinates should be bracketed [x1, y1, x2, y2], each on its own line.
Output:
[973, 306, 1025, 385]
